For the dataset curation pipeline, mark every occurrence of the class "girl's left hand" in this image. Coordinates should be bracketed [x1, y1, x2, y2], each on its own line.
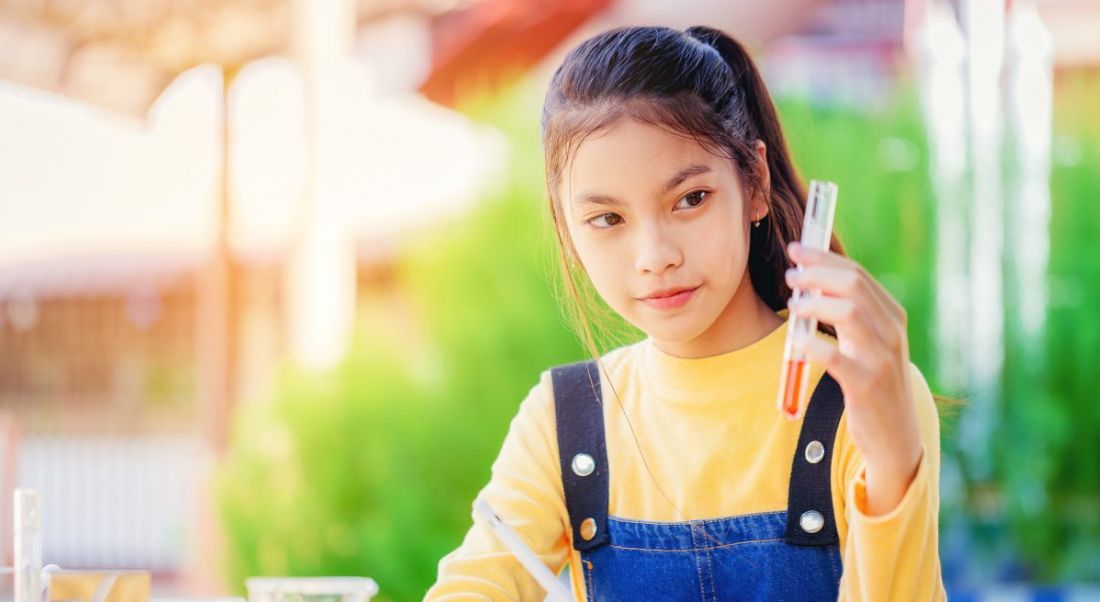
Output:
[784, 241, 923, 516]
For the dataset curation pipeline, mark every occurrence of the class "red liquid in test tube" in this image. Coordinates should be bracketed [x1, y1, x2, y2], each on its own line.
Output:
[781, 358, 808, 417]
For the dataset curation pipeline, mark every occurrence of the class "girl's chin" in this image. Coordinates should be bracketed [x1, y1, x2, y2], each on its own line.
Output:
[637, 317, 715, 347]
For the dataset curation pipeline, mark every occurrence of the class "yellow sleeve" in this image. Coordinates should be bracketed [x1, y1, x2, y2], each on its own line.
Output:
[423, 370, 572, 601]
[835, 361, 948, 601]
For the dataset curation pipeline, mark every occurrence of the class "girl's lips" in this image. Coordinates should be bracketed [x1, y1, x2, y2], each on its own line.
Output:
[641, 286, 699, 310]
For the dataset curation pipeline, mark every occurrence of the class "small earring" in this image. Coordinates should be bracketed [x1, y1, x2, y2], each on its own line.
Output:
[753, 217, 762, 228]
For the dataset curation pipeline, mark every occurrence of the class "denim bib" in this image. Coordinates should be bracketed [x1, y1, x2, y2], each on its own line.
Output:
[550, 360, 846, 601]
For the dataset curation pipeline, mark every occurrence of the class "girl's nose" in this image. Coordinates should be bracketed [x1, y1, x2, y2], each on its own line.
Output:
[634, 225, 683, 275]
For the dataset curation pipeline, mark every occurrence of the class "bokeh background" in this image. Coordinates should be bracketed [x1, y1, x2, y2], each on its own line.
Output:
[0, 0, 1098, 600]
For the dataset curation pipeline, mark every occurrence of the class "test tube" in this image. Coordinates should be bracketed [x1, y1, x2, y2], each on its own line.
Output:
[777, 180, 838, 421]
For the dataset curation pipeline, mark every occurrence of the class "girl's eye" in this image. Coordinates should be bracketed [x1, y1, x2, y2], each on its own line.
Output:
[677, 189, 709, 209]
[587, 213, 623, 229]
[585, 191, 709, 230]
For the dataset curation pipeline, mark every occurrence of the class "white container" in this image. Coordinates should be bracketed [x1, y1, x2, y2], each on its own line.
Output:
[245, 577, 378, 602]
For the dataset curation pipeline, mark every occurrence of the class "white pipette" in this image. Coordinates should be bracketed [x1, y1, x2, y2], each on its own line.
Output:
[473, 497, 575, 602]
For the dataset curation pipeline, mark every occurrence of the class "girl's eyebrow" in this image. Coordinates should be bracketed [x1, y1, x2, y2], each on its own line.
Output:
[574, 163, 713, 206]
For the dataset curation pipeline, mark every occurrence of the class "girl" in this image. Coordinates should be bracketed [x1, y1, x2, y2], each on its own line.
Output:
[425, 24, 945, 601]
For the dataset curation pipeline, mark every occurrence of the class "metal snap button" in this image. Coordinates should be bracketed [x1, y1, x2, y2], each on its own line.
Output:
[804, 440, 825, 464]
[572, 453, 595, 477]
[580, 517, 598, 541]
[800, 510, 825, 534]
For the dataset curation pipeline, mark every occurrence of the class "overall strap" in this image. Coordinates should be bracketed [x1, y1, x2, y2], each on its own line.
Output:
[551, 359, 610, 552]
[785, 370, 846, 546]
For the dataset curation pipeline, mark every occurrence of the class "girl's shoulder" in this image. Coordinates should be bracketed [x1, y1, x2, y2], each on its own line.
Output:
[528, 339, 645, 408]
[546, 338, 643, 380]
[502, 342, 643, 459]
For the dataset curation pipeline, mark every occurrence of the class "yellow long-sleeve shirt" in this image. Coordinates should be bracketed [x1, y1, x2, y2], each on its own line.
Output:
[424, 309, 946, 601]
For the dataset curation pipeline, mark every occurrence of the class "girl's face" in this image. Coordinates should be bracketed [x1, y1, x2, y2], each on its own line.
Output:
[560, 117, 771, 355]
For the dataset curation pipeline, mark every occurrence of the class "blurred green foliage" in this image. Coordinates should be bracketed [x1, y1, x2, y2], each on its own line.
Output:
[992, 73, 1100, 580]
[216, 86, 586, 601]
[216, 71, 1100, 599]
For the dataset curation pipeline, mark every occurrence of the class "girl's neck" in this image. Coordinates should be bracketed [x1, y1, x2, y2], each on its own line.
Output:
[650, 271, 783, 359]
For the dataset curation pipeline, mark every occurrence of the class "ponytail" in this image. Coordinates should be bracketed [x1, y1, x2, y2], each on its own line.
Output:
[686, 26, 847, 324]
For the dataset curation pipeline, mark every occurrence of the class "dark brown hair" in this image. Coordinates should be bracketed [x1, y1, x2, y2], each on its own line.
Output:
[540, 25, 844, 360]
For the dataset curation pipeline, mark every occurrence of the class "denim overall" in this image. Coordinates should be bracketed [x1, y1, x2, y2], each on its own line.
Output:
[550, 360, 847, 601]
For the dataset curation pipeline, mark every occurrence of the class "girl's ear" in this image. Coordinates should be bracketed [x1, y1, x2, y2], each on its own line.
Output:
[752, 139, 771, 219]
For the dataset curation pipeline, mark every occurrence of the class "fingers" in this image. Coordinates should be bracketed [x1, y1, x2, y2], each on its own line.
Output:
[785, 263, 893, 347]
[786, 242, 904, 351]
[789, 241, 903, 320]
[791, 331, 865, 392]
[787, 293, 880, 349]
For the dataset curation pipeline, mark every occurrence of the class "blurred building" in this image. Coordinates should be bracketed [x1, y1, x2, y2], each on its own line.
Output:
[0, 0, 602, 591]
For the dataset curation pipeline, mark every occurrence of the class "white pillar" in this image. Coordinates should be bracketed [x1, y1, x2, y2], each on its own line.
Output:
[285, 0, 359, 369]
[1005, 1, 1052, 364]
[958, 0, 1006, 481]
[917, 0, 969, 395]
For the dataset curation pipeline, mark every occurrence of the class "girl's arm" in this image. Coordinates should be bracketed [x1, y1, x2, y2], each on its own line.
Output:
[832, 361, 947, 601]
[423, 371, 573, 601]
[785, 241, 947, 600]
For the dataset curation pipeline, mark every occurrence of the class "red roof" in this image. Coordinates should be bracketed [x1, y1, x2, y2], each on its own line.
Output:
[419, 0, 612, 106]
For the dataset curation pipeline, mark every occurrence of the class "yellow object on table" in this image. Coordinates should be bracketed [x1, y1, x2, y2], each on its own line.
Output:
[47, 570, 150, 602]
